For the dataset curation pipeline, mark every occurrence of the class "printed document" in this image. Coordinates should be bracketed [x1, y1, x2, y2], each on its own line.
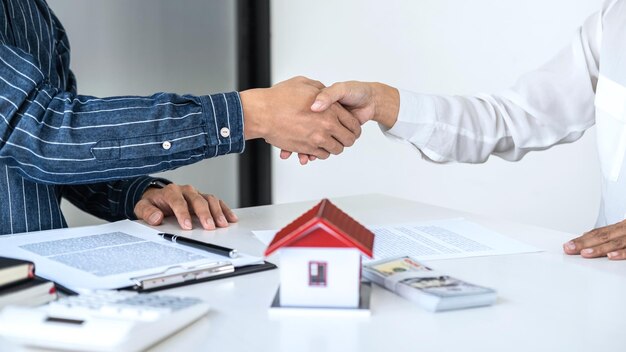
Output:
[0, 220, 262, 291]
[253, 218, 541, 261]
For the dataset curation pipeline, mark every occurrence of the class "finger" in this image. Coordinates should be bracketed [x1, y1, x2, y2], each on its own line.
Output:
[298, 153, 315, 162]
[304, 141, 333, 159]
[563, 223, 626, 254]
[580, 236, 626, 258]
[298, 153, 309, 165]
[183, 190, 215, 230]
[311, 83, 348, 112]
[134, 199, 164, 226]
[219, 199, 238, 223]
[280, 150, 293, 159]
[205, 194, 228, 228]
[329, 105, 360, 146]
[322, 115, 356, 152]
[607, 249, 626, 260]
[165, 185, 194, 230]
[320, 135, 344, 155]
[313, 148, 331, 160]
[334, 103, 362, 139]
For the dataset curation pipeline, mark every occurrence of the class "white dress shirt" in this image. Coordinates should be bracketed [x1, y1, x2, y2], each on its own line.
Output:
[384, 0, 626, 227]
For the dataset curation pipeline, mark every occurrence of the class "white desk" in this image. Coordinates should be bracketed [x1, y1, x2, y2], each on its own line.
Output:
[20, 194, 626, 352]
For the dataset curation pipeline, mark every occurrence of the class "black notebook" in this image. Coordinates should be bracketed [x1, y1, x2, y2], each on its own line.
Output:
[0, 257, 34, 289]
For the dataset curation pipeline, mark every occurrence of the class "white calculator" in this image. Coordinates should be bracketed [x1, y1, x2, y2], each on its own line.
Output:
[0, 290, 210, 352]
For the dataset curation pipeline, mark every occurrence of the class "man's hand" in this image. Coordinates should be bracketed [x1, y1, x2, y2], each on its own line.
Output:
[134, 184, 238, 231]
[240, 76, 361, 160]
[563, 221, 626, 260]
[279, 80, 400, 165]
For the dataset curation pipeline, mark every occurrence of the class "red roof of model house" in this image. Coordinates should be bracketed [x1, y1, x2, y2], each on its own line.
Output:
[264, 199, 375, 257]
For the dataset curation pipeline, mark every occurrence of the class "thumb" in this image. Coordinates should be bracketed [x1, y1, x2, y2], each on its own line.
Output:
[311, 83, 347, 112]
[134, 199, 164, 225]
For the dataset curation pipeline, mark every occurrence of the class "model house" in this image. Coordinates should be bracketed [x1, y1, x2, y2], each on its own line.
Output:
[265, 199, 375, 308]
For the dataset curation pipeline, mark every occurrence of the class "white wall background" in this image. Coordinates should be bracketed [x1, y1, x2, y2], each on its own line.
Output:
[47, 0, 238, 227]
[271, 0, 604, 234]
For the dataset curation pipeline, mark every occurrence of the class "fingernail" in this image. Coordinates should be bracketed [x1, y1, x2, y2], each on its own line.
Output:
[607, 252, 617, 259]
[231, 213, 238, 221]
[148, 212, 161, 224]
[311, 100, 323, 110]
[564, 241, 576, 251]
[581, 248, 594, 255]
[206, 218, 215, 229]
[184, 219, 192, 230]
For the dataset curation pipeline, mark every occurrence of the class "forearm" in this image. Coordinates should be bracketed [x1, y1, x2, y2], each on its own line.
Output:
[61, 176, 168, 221]
[239, 88, 269, 140]
[387, 89, 593, 164]
[384, 12, 601, 163]
[0, 45, 243, 184]
[370, 83, 400, 129]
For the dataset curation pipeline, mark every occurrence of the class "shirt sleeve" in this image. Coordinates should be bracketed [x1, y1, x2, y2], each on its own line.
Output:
[382, 11, 602, 163]
[0, 44, 244, 185]
[60, 176, 170, 222]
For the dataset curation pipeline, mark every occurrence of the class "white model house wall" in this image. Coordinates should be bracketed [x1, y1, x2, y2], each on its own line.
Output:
[279, 247, 362, 308]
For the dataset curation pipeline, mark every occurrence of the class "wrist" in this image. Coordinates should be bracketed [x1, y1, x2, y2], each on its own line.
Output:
[147, 179, 170, 189]
[372, 83, 400, 128]
[240, 89, 270, 140]
[142, 178, 171, 198]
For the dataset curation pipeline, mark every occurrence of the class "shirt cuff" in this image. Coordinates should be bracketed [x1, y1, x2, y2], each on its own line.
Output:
[122, 176, 171, 220]
[380, 89, 438, 149]
[200, 91, 245, 157]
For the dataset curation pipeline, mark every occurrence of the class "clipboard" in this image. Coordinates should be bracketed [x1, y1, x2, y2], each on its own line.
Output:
[50, 261, 277, 296]
[53, 261, 276, 295]
[124, 260, 276, 292]
[0, 220, 278, 294]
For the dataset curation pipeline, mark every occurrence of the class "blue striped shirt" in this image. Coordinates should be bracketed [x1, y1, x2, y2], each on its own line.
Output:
[0, 0, 245, 234]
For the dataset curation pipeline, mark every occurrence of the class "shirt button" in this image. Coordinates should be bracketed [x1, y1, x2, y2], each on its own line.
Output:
[162, 141, 172, 150]
[220, 127, 230, 138]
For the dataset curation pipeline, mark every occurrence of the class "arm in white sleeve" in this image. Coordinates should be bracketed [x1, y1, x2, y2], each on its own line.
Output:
[384, 11, 602, 163]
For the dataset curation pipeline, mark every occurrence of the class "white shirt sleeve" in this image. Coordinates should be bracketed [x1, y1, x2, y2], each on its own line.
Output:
[382, 11, 602, 163]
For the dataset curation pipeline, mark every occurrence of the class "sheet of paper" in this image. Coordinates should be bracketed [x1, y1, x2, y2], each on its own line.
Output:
[253, 218, 542, 261]
[0, 220, 263, 291]
[253, 230, 280, 247]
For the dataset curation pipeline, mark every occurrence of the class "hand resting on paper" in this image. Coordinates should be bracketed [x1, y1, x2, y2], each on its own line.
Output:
[135, 184, 238, 231]
[563, 220, 626, 260]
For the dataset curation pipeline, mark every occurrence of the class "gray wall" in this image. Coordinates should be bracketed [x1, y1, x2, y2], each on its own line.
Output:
[47, 0, 238, 226]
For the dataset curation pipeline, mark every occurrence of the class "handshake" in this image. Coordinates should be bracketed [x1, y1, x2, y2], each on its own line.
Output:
[239, 76, 400, 164]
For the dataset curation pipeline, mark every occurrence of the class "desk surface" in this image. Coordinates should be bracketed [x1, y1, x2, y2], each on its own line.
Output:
[143, 194, 626, 352]
[23, 194, 626, 352]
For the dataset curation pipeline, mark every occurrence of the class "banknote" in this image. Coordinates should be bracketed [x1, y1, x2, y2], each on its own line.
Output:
[403, 276, 494, 298]
[366, 256, 430, 277]
[363, 256, 497, 311]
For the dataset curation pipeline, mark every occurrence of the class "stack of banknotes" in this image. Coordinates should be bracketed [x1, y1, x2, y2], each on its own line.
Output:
[362, 256, 497, 312]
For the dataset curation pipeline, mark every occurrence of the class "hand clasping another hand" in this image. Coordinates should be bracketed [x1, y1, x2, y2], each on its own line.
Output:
[280, 80, 399, 165]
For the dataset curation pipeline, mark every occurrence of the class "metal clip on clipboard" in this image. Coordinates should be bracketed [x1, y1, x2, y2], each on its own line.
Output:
[131, 261, 235, 290]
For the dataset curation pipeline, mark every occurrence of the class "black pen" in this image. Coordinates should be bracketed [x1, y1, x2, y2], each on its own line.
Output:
[159, 233, 238, 258]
